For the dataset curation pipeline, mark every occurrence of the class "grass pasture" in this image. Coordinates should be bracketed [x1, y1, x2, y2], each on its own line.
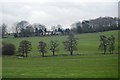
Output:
[2, 30, 119, 78]
[2, 54, 118, 78]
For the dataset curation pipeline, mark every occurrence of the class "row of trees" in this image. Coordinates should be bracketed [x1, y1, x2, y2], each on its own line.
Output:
[18, 33, 77, 57]
[1, 17, 119, 38]
[2, 34, 116, 57]
[2, 33, 78, 57]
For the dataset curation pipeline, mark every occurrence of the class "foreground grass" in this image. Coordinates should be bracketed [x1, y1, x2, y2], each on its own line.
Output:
[2, 54, 118, 78]
[0, 56, 2, 78]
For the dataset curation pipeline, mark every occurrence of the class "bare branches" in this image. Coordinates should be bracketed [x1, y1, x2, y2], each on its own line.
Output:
[18, 40, 32, 57]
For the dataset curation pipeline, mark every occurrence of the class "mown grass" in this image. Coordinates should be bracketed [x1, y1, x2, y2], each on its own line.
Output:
[2, 30, 119, 78]
[2, 54, 118, 78]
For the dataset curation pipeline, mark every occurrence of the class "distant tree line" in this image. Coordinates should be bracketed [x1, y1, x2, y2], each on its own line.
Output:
[71, 17, 119, 34]
[1, 17, 119, 38]
[12, 21, 70, 37]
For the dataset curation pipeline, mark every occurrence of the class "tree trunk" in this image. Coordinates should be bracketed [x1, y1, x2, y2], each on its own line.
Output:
[110, 50, 112, 54]
[104, 49, 106, 54]
[22, 52, 24, 57]
[70, 51, 73, 55]
[104, 46, 106, 54]
[53, 51, 55, 56]
[26, 52, 27, 57]
[111, 50, 113, 54]
[42, 52, 44, 57]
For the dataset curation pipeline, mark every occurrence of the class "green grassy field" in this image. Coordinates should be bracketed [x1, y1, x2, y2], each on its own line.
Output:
[2, 54, 118, 78]
[2, 30, 119, 78]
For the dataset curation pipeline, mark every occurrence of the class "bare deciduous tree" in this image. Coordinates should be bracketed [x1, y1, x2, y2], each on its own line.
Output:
[49, 40, 59, 56]
[18, 40, 32, 57]
[63, 33, 78, 55]
[2, 24, 7, 38]
[99, 35, 108, 54]
[38, 41, 47, 57]
[108, 35, 115, 54]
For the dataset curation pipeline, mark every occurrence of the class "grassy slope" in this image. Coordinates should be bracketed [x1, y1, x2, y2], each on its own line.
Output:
[3, 30, 118, 56]
[2, 30, 119, 78]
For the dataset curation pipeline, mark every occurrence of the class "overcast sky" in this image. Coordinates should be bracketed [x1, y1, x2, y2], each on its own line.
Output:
[0, 0, 119, 32]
